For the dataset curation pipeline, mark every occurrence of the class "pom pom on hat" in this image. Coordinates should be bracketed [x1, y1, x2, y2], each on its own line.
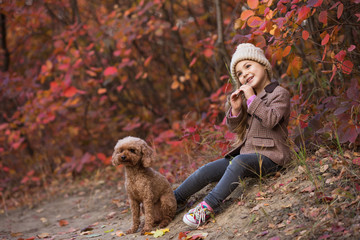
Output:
[230, 43, 272, 87]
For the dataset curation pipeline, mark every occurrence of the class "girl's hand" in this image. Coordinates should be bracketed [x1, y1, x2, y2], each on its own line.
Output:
[239, 85, 255, 99]
[229, 89, 243, 116]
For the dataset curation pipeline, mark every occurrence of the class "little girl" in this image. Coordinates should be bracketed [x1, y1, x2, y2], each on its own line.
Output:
[174, 43, 291, 228]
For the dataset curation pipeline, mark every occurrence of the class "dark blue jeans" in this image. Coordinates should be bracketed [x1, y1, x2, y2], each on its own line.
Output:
[174, 153, 281, 209]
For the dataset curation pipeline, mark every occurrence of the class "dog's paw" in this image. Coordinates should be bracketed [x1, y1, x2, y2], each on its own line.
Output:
[141, 227, 152, 235]
[159, 220, 170, 228]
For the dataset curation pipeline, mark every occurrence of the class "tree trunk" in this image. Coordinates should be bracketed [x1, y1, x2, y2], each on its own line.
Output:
[0, 13, 10, 71]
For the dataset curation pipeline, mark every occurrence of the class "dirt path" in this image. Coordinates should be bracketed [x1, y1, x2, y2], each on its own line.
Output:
[1, 159, 360, 240]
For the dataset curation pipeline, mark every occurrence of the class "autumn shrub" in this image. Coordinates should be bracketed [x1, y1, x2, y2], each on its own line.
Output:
[0, 0, 359, 208]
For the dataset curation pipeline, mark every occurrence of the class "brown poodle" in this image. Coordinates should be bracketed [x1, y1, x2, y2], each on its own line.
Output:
[112, 136, 177, 234]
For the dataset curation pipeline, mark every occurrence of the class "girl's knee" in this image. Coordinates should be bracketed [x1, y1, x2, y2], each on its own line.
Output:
[231, 155, 247, 167]
[191, 164, 209, 179]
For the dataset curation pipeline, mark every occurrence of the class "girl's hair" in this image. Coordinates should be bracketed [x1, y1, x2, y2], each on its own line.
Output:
[225, 91, 248, 146]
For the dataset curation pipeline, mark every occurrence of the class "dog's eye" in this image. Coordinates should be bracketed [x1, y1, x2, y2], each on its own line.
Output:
[129, 148, 136, 153]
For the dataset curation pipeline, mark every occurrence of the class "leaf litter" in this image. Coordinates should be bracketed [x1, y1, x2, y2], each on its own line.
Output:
[1, 150, 359, 240]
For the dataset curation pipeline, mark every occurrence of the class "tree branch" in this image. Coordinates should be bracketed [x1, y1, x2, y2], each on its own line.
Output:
[70, 0, 81, 24]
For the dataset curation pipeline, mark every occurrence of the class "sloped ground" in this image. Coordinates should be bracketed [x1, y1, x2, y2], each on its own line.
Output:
[1, 150, 359, 240]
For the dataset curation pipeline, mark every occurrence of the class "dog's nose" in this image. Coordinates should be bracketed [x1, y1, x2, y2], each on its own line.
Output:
[121, 155, 126, 160]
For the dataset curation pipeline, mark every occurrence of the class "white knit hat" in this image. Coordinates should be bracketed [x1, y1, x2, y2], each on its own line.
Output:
[230, 43, 272, 87]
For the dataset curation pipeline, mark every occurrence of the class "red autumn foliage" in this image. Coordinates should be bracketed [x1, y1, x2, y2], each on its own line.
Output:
[0, 0, 359, 209]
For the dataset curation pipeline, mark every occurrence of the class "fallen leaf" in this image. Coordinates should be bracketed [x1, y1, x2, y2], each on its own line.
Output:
[301, 186, 315, 193]
[107, 211, 116, 219]
[58, 219, 69, 227]
[37, 233, 50, 239]
[281, 203, 292, 208]
[104, 229, 114, 233]
[353, 157, 360, 166]
[178, 231, 188, 239]
[187, 232, 208, 239]
[250, 203, 262, 212]
[112, 199, 124, 208]
[269, 237, 280, 240]
[320, 164, 329, 172]
[120, 209, 129, 214]
[115, 230, 125, 236]
[40, 217, 48, 223]
[10, 232, 22, 237]
[256, 230, 269, 237]
[268, 223, 276, 229]
[277, 223, 286, 228]
[298, 165, 305, 173]
[153, 228, 168, 238]
[80, 231, 93, 235]
[255, 197, 265, 201]
[86, 233, 102, 238]
[318, 234, 331, 239]
[325, 176, 337, 184]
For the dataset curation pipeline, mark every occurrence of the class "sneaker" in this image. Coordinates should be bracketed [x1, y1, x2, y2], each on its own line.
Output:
[182, 201, 213, 228]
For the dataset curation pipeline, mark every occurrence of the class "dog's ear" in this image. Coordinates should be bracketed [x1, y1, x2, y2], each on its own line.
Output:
[141, 143, 154, 167]
[111, 149, 117, 166]
[112, 140, 121, 166]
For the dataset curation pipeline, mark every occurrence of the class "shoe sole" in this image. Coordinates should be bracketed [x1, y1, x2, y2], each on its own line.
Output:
[182, 214, 199, 228]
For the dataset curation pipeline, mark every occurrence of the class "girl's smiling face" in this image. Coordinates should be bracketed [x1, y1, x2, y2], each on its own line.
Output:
[235, 60, 270, 93]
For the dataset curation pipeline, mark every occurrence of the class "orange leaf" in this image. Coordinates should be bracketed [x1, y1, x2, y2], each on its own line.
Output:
[240, 9, 255, 21]
[203, 48, 213, 58]
[86, 70, 97, 77]
[234, 18, 244, 30]
[171, 80, 180, 90]
[58, 219, 69, 227]
[337, 3, 343, 19]
[322, 45, 327, 61]
[46, 60, 53, 70]
[353, 157, 360, 166]
[103, 66, 118, 76]
[247, 0, 259, 9]
[314, 0, 323, 7]
[341, 60, 353, 74]
[334, 50, 346, 62]
[115, 231, 125, 237]
[97, 153, 111, 165]
[63, 86, 78, 98]
[287, 56, 302, 78]
[321, 33, 330, 45]
[247, 16, 262, 27]
[329, 64, 337, 82]
[178, 231, 188, 239]
[319, 10, 327, 25]
[348, 45, 356, 52]
[97, 88, 107, 94]
[144, 56, 152, 67]
[302, 30, 309, 40]
[189, 57, 197, 67]
[282, 46, 291, 57]
[297, 6, 310, 21]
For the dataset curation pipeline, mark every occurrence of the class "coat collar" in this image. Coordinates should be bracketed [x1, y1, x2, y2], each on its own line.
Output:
[257, 81, 279, 99]
[265, 81, 279, 93]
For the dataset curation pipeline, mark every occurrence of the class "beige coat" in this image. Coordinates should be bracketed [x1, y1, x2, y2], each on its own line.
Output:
[225, 81, 291, 166]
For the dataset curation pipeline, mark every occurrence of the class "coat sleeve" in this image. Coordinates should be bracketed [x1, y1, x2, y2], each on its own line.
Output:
[247, 88, 290, 129]
[225, 106, 247, 132]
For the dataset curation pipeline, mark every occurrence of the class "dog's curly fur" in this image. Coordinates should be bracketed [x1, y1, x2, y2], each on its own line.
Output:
[112, 136, 176, 234]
